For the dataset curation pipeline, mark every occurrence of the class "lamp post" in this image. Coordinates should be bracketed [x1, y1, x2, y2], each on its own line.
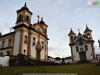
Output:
[23, 50, 26, 55]
[98, 39, 100, 48]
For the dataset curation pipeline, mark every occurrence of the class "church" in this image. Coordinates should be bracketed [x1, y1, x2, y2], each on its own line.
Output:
[0, 3, 49, 61]
[68, 25, 96, 62]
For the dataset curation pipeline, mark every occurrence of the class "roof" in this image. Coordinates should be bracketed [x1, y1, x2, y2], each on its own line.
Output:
[65, 56, 71, 59]
[84, 24, 92, 33]
[68, 28, 75, 36]
[78, 32, 82, 36]
[55, 57, 61, 60]
[17, 2, 32, 15]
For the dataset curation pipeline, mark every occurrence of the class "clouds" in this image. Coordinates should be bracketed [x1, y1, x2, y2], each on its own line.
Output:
[0, 0, 100, 58]
[48, 33, 71, 58]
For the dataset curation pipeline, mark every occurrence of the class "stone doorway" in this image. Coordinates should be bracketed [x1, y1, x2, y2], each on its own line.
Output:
[36, 50, 41, 60]
[79, 52, 87, 62]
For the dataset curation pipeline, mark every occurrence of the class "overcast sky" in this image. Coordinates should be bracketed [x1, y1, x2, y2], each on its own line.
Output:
[0, 0, 100, 58]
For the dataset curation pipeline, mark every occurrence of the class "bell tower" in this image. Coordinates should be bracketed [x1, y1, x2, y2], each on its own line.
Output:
[84, 24, 92, 39]
[68, 28, 76, 43]
[16, 2, 32, 26]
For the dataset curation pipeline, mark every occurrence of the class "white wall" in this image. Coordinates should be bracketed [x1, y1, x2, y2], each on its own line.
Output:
[0, 36, 13, 48]
[97, 55, 100, 62]
[72, 46, 80, 61]
[65, 59, 72, 63]
[22, 31, 28, 55]
[86, 44, 93, 60]
[0, 56, 9, 66]
[31, 33, 37, 59]
[72, 43, 94, 62]
[54, 60, 62, 64]
[0, 49, 11, 55]
[31, 32, 48, 60]
[13, 31, 21, 55]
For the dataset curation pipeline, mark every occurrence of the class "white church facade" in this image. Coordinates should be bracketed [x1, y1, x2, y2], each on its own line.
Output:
[68, 25, 96, 62]
[0, 3, 49, 61]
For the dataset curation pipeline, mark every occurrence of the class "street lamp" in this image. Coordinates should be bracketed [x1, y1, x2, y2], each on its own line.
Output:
[98, 39, 100, 48]
[23, 50, 26, 55]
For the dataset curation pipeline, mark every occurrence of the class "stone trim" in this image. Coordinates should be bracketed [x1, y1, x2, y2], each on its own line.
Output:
[17, 7, 33, 15]
[0, 32, 15, 39]
[0, 46, 12, 50]
[84, 30, 92, 33]
[70, 46, 74, 62]
[13, 24, 49, 40]
[27, 31, 32, 57]
[11, 32, 16, 56]
[19, 30, 24, 54]
[91, 43, 95, 59]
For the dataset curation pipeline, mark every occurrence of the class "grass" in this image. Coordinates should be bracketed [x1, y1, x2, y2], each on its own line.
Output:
[0, 63, 100, 75]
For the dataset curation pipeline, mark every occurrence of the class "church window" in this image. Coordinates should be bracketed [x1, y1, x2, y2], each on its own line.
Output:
[41, 41, 44, 49]
[33, 37, 36, 46]
[8, 39, 12, 46]
[26, 15, 29, 22]
[37, 28, 40, 31]
[91, 53, 92, 56]
[76, 46, 79, 52]
[45, 45, 46, 51]
[74, 36, 76, 40]
[24, 35, 27, 43]
[44, 29, 47, 34]
[6, 51, 10, 56]
[71, 36, 73, 40]
[19, 14, 22, 22]
[85, 45, 88, 51]
[2, 41, 5, 48]
[87, 33, 90, 38]
[0, 52, 3, 56]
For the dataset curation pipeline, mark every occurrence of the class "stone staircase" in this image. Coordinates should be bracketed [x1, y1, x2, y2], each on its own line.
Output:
[9, 55, 56, 66]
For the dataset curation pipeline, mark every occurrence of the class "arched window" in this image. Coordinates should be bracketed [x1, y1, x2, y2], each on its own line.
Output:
[7, 51, 10, 56]
[85, 45, 88, 51]
[2, 41, 5, 48]
[45, 45, 46, 51]
[74, 36, 76, 40]
[24, 35, 27, 43]
[45, 29, 47, 34]
[19, 14, 22, 22]
[33, 37, 36, 46]
[41, 41, 44, 49]
[87, 33, 90, 38]
[26, 15, 29, 22]
[71, 36, 73, 40]
[76, 46, 79, 52]
[8, 39, 12, 46]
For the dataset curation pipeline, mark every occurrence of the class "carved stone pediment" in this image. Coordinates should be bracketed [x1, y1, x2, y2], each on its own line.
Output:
[35, 40, 42, 51]
[80, 47, 84, 52]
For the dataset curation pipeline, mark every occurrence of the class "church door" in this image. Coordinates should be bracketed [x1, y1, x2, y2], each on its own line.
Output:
[79, 52, 87, 62]
[36, 50, 40, 60]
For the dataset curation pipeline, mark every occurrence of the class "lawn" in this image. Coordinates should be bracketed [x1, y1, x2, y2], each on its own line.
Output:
[0, 63, 100, 75]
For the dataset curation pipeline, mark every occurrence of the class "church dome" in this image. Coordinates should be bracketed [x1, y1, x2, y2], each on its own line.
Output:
[78, 32, 82, 36]
[40, 17, 45, 24]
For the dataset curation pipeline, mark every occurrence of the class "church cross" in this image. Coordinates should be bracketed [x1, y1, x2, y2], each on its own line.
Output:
[37, 15, 40, 23]
[78, 29, 80, 32]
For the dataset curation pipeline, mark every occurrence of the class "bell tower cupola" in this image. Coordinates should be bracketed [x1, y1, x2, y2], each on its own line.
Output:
[68, 28, 76, 42]
[16, 2, 33, 26]
[84, 24, 92, 39]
